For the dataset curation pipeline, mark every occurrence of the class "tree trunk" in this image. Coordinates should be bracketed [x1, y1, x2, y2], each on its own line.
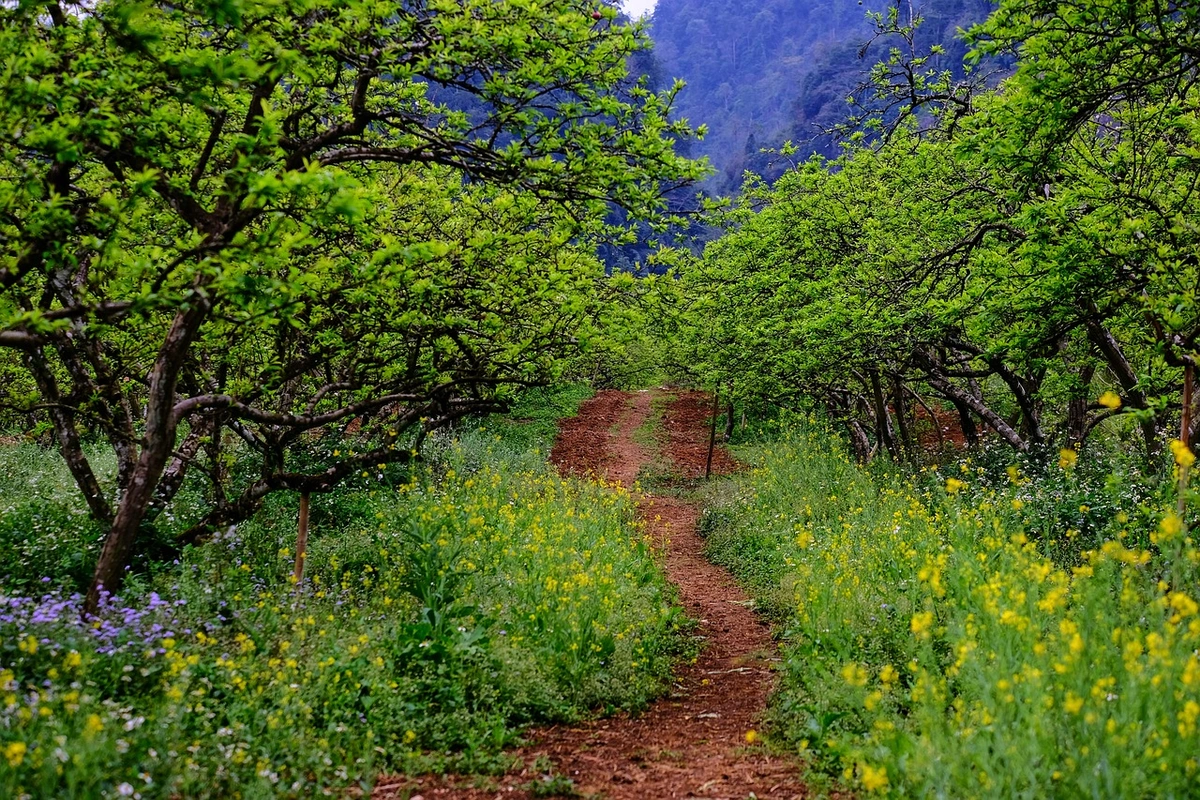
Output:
[908, 387, 946, 450]
[987, 358, 1045, 446]
[868, 369, 900, 459]
[846, 419, 872, 463]
[929, 374, 1027, 452]
[892, 376, 913, 458]
[705, 390, 719, 479]
[86, 298, 210, 613]
[916, 349, 1023, 450]
[23, 348, 113, 524]
[1066, 363, 1096, 447]
[948, 396, 979, 447]
[1086, 319, 1163, 461]
[148, 413, 214, 520]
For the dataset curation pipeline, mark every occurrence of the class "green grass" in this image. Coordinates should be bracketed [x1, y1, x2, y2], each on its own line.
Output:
[0, 385, 691, 798]
[470, 383, 594, 456]
[0, 443, 112, 593]
[701, 417, 1200, 798]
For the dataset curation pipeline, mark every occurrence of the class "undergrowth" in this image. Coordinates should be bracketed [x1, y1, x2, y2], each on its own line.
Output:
[0, 385, 688, 798]
[702, 417, 1200, 798]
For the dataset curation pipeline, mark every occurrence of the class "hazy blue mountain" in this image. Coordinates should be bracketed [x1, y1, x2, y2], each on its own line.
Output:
[646, 0, 996, 190]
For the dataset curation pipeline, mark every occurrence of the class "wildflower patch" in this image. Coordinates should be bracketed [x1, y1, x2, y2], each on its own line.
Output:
[0, 432, 683, 798]
[703, 421, 1200, 797]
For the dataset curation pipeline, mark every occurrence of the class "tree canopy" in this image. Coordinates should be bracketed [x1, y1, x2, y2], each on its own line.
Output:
[0, 0, 706, 609]
[669, 0, 1200, 467]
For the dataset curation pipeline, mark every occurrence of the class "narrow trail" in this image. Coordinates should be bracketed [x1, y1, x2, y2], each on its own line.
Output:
[383, 389, 806, 800]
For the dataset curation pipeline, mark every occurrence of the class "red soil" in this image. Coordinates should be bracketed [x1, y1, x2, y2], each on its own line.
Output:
[660, 391, 741, 478]
[375, 389, 807, 800]
[911, 402, 968, 451]
[550, 389, 651, 486]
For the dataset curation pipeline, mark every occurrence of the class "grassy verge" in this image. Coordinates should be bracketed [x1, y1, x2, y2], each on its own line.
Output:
[0, 385, 689, 798]
[470, 383, 594, 456]
[701, 418, 1200, 798]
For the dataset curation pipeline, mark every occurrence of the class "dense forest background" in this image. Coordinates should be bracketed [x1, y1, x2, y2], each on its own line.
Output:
[645, 0, 996, 190]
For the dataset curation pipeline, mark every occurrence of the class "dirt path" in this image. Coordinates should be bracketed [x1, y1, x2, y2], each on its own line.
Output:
[379, 389, 806, 800]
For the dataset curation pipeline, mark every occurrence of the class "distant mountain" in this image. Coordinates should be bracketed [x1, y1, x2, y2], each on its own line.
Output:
[646, 0, 996, 190]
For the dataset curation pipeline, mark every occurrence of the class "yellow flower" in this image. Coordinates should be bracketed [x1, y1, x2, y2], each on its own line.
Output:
[1170, 439, 1196, 469]
[860, 763, 889, 792]
[1155, 513, 1184, 544]
[84, 714, 105, 736]
[945, 477, 966, 494]
[879, 664, 899, 686]
[1058, 448, 1078, 469]
[1098, 391, 1121, 410]
[1180, 701, 1200, 737]
[63, 650, 82, 669]
[4, 741, 26, 767]
[17, 635, 37, 654]
[911, 610, 935, 638]
[1170, 591, 1200, 618]
[403, 729, 417, 744]
[841, 662, 869, 687]
[744, 729, 758, 743]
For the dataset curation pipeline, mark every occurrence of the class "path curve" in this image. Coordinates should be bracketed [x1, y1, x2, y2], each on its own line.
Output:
[379, 389, 806, 800]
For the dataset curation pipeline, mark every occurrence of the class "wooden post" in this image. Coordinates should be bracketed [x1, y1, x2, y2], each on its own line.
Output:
[705, 390, 719, 479]
[294, 492, 310, 585]
[1179, 364, 1194, 517]
[892, 377, 913, 459]
[1183, 363, 1194, 447]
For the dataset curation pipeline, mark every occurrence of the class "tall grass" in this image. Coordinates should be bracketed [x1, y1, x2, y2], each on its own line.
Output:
[0, 386, 688, 797]
[0, 443, 112, 592]
[703, 419, 1200, 797]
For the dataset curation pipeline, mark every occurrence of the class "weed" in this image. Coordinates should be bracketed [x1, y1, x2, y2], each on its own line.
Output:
[527, 772, 578, 798]
[704, 417, 1200, 797]
[0, 389, 684, 797]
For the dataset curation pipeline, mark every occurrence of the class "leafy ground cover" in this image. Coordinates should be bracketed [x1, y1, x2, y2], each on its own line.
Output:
[0, 387, 686, 799]
[702, 418, 1200, 797]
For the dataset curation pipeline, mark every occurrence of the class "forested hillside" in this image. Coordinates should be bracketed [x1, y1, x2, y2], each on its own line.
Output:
[648, 0, 995, 188]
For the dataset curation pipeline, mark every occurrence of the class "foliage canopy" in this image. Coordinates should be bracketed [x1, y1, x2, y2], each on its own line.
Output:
[0, 0, 705, 608]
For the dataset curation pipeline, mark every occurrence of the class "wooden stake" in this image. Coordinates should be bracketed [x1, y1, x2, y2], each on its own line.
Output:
[1183, 363, 1194, 447]
[1179, 364, 1194, 517]
[705, 390, 719, 479]
[294, 492, 310, 585]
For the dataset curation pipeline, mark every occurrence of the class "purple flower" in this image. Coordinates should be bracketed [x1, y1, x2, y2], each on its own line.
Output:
[0, 586, 215, 662]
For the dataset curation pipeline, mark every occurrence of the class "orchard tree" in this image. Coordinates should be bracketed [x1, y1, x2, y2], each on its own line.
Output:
[0, 0, 706, 610]
[671, 2, 1200, 466]
[673, 132, 1047, 460]
[968, 0, 1200, 448]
